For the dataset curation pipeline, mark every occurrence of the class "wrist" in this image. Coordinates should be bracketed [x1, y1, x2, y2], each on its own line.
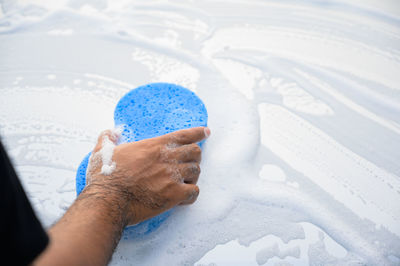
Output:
[80, 183, 132, 228]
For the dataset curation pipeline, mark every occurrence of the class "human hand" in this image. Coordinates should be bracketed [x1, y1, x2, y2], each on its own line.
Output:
[85, 127, 210, 226]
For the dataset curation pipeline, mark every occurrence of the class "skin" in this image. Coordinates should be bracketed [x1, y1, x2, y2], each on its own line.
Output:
[34, 126, 210, 266]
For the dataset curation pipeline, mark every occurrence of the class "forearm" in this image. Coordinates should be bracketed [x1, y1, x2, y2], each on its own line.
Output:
[34, 126, 208, 265]
[35, 185, 128, 266]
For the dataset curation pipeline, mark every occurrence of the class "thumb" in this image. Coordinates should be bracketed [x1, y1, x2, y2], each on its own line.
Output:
[92, 129, 121, 153]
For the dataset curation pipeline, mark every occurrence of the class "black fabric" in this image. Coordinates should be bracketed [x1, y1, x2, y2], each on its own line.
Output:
[0, 140, 49, 265]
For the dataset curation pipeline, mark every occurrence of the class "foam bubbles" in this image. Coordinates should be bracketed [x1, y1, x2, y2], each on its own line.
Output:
[0, 0, 399, 265]
[99, 127, 122, 176]
[259, 164, 286, 182]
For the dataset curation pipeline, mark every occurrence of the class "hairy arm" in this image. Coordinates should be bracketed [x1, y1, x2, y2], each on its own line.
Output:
[35, 185, 128, 265]
[34, 127, 210, 266]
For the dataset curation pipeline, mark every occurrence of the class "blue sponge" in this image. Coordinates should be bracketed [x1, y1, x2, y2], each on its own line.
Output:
[76, 83, 208, 238]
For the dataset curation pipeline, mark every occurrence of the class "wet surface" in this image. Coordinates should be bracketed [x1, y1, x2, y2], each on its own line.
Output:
[0, 1, 399, 265]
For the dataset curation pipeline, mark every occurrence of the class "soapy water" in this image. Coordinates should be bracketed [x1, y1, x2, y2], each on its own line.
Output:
[0, 0, 400, 265]
[86, 127, 122, 181]
[98, 134, 117, 175]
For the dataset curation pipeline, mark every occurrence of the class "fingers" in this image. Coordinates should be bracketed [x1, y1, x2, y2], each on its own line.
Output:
[171, 163, 201, 205]
[178, 163, 200, 184]
[168, 143, 202, 163]
[163, 127, 211, 145]
[178, 184, 200, 205]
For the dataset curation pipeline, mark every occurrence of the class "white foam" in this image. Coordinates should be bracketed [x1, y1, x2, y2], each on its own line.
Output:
[259, 164, 286, 182]
[99, 127, 122, 175]
[99, 137, 116, 175]
[47, 29, 74, 36]
[1, 0, 399, 265]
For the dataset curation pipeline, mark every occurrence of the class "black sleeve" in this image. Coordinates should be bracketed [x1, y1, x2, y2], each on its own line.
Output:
[0, 140, 49, 265]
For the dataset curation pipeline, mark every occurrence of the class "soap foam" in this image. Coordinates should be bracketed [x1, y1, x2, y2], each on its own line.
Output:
[0, 0, 399, 265]
[99, 128, 121, 175]
[99, 136, 116, 175]
[86, 127, 122, 181]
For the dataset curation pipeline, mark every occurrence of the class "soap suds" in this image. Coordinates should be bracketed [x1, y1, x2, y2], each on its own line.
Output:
[256, 243, 300, 265]
[0, 0, 399, 265]
[86, 127, 122, 181]
[99, 134, 117, 175]
[100, 127, 122, 175]
[259, 164, 286, 182]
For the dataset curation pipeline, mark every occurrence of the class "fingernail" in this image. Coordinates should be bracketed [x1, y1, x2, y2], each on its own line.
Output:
[191, 187, 200, 199]
[204, 127, 211, 138]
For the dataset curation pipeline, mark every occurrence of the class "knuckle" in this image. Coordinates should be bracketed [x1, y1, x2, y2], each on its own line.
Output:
[167, 135, 177, 145]
[159, 146, 171, 161]
[163, 166, 173, 176]
[192, 186, 200, 198]
[191, 163, 200, 175]
[189, 143, 201, 156]
[193, 144, 201, 154]
[193, 146, 202, 162]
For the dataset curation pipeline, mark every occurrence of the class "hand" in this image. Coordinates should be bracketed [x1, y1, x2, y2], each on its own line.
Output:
[85, 127, 210, 226]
